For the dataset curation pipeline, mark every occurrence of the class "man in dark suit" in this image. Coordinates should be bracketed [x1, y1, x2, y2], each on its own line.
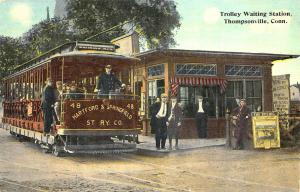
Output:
[150, 93, 169, 150]
[166, 96, 183, 150]
[97, 65, 125, 96]
[41, 78, 56, 135]
[231, 99, 251, 150]
[150, 97, 160, 134]
[195, 96, 209, 138]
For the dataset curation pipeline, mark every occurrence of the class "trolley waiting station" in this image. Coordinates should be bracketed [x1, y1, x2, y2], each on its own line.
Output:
[1, 41, 142, 156]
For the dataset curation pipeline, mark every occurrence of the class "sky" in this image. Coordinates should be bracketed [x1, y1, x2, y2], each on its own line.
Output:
[0, 0, 55, 36]
[174, 0, 300, 84]
[0, 0, 299, 84]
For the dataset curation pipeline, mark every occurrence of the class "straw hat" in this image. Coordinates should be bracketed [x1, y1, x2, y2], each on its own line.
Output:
[105, 64, 112, 69]
[160, 93, 167, 98]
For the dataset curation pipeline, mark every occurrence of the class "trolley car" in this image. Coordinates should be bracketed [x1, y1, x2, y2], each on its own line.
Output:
[1, 41, 142, 156]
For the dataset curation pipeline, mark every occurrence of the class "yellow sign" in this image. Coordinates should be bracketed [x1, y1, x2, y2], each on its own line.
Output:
[252, 114, 280, 149]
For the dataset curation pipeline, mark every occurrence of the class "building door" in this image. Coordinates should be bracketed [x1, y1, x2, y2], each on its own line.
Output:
[147, 79, 165, 117]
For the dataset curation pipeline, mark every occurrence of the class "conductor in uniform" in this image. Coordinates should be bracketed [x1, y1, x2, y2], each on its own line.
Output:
[41, 78, 56, 135]
[97, 65, 125, 95]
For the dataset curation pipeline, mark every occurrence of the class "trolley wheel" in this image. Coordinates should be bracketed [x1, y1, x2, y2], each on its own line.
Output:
[9, 130, 15, 136]
[43, 148, 52, 154]
[17, 135, 26, 142]
[40, 144, 51, 153]
[52, 145, 64, 157]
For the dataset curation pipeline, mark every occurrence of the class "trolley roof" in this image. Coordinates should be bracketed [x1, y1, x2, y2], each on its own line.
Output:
[3, 41, 139, 80]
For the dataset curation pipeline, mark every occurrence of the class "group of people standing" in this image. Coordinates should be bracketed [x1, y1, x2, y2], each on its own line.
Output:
[149, 93, 252, 150]
[150, 93, 183, 150]
[149, 94, 212, 150]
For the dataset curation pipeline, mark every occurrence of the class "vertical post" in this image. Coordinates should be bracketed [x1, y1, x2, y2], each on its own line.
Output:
[40, 67, 44, 92]
[30, 71, 32, 99]
[61, 57, 64, 123]
[46, 63, 49, 79]
[225, 108, 231, 148]
[132, 65, 135, 98]
[37, 68, 39, 96]
[216, 88, 219, 119]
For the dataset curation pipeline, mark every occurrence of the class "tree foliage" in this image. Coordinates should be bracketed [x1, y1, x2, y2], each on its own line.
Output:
[66, 0, 181, 48]
[0, 36, 29, 79]
[0, 0, 180, 80]
[23, 18, 73, 57]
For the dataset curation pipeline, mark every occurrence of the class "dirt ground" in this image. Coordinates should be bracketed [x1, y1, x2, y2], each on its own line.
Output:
[0, 128, 299, 192]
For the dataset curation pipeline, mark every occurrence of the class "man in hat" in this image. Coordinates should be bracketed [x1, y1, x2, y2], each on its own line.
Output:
[166, 95, 183, 150]
[150, 97, 160, 135]
[41, 78, 56, 134]
[231, 99, 251, 149]
[150, 93, 169, 150]
[66, 82, 85, 99]
[97, 65, 125, 95]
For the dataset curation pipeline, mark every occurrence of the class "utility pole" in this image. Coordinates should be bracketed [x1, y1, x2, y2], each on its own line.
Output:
[46, 6, 50, 21]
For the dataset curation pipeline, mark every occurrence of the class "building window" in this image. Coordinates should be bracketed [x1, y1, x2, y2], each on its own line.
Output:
[225, 65, 263, 76]
[148, 79, 165, 117]
[178, 86, 224, 118]
[225, 81, 243, 111]
[176, 63, 216, 75]
[179, 86, 194, 117]
[246, 80, 262, 112]
[147, 64, 164, 77]
[225, 80, 262, 112]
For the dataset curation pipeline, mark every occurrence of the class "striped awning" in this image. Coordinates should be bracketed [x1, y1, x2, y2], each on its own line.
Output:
[170, 76, 227, 96]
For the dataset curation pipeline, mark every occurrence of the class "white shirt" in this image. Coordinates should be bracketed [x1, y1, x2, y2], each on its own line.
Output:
[168, 101, 177, 121]
[157, 102, 167, 118]
[197, 100, 204, 113]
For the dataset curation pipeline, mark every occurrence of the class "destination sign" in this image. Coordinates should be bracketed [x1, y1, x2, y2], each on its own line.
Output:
[76, 43, 116, 52]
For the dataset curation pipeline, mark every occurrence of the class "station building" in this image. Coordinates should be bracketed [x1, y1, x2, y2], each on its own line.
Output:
[290, 83, 300, 114]
[112, 33, 297, 138]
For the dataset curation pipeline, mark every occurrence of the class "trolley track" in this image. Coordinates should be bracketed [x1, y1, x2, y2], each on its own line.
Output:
[111, 153, 299, 192]
[0, 152, 298, 192]
[0, 144, 298, 192]
[0, 178, 48, 192]
[0, 128, 298, 192]
[0, 157, 185, 192]
[0, 130, 181, 191]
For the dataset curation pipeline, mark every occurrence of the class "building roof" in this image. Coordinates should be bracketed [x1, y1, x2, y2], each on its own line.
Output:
[291, 83, 300, 90]
[136, 48, 299, 61]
